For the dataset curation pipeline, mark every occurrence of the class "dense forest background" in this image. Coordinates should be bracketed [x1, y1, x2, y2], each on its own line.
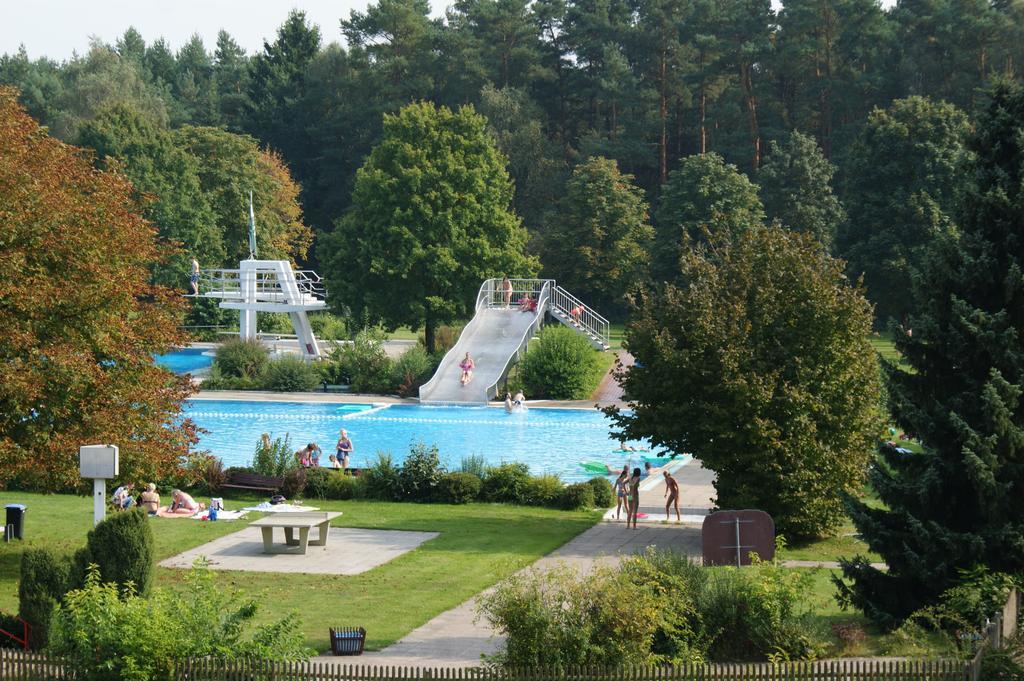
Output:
[3, 0, 1021, 324]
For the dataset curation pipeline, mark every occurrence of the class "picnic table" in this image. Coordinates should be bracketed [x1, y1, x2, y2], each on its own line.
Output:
[249, 512, 342, 554]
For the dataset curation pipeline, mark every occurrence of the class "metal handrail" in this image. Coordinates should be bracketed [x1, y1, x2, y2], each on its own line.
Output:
[485, 279, 552, 401]
[197, 268, 326, 301]
[550, 285, 610, 348]
[418, 280, 493, 398]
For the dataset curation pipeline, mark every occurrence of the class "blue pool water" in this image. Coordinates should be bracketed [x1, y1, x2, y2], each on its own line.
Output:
[185, 400, 650, 481]
[154, 348, 214, 374]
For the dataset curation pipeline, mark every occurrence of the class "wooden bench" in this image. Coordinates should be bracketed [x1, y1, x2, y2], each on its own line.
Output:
[221, 472, 283, 493]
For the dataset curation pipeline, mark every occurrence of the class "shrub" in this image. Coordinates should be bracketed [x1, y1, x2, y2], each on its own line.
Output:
[519, 326, 603, 399]
[391, 345, 436, 397]
[18, 548, 70, 649]
[69, 509, 154, 596]
[50, 564, 311, 681]
[323, 473, 359, 500]
[303, 467, 332, 499]
[437, 472, 482, 504]
[587, 476, 615, 507]
[459, 454, 487, 478]
[281, 468, 307, 499]
[398, 442, 446, 501]
[422, 324, 463, 358]
[980, 650, 1024, 681]
[363, 452, 402, 500]
[251, 434, 297, 478]
[482, 463, 532, 504]
[200, 455, 226, 493]
[214, 337, 269, 379]
[523, 474, 564, 506]
[557, 482, 595, 510]
[327, 328, 393, 393]
[696, 556, 821, 661]
[200, 365, 263, 390]
[479, 564, 660, 667]
[309, 312, 348, 340]
[261, 355, 321, 391]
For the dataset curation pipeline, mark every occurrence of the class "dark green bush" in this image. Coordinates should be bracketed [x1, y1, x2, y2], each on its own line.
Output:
[69, 509, 154, 596]
[587, 476, 615, 507]
[557, 482, 595, 510]
[323, 473, 360, 500]
[482, 463, 532, 504]
[18, 548, 70, 649]
[519, 326, 603, 399]
[391, 346, 436, 397]
[438, 472, 482, 504]
[398, 442, 446, 501]
[326, 328, 393, 393]
[304, 467, 332, 499]
[281, 468, 307, 499]
[363, 452, 402, 500]
[223, 466, 255, 478]
[261, 355, 321, 391]
[523, 474, 564, 506]
[214, 337, 269, 379]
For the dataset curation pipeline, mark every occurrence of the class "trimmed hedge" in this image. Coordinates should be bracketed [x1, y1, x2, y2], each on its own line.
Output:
[18, 548, 69, 649]
[70, 509, 154, 596]
[519, 326, 604, 399]
[587, 476, 615, 507]
[558, 482, 596, 510]
[437, 472, 483, 504]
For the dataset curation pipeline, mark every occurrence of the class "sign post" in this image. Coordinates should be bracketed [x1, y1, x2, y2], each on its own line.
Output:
[79, 445, 119, 526]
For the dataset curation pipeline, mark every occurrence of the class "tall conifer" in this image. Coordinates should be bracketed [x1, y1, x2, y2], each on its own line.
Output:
[838, 82, 1024, 625]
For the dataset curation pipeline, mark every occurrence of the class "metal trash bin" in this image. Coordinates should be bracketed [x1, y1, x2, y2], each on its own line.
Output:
[329, 627, 366, 656]
[5, 504, 26, 541]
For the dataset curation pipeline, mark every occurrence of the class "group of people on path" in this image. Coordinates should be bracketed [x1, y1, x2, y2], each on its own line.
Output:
[611, 465, 681, 528]
[294, 429, 355, 470]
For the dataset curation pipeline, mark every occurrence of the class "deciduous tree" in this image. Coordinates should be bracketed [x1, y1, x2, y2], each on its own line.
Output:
[319, 101, 537, 352]
[0, 88, 196, 491]
[758, 130, 845, 249]
[542, 156, 652, 312]
[608, 225, 882, 538]
[836, 96, 970, 327]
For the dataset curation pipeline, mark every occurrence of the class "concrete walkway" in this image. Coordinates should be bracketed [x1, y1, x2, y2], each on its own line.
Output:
[316, 461, 716, 667]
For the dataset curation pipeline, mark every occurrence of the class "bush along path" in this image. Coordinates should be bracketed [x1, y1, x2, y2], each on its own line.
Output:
[320, 521, 703, 667]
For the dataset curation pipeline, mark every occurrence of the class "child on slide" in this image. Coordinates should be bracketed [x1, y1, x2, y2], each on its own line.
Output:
[459, 352, 475, 386]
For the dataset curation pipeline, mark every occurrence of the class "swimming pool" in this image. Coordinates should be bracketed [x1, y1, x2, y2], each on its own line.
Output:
[154, 348, 214, 374]
[185, 400, 652, 481]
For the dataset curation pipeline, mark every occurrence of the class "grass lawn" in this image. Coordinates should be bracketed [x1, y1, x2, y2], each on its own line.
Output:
[0, 492, 601, 652]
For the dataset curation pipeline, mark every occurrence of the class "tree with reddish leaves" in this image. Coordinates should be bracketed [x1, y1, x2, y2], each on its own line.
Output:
[0, 87, 198, 491]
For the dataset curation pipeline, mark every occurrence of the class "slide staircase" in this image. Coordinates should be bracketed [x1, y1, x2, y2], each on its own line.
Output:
[418, 279, 610, 404]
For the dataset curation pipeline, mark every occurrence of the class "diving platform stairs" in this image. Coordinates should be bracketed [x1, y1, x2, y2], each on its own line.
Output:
[418, 279, 610, 405]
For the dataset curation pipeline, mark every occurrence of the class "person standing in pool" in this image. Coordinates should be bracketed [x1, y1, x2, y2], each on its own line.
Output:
[336, 429, 354, 469]
[627, 467, 642, 529]
[663, 470, 680, 522]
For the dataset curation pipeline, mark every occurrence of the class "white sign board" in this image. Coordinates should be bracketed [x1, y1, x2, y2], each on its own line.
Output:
[79, 445, 118, 479]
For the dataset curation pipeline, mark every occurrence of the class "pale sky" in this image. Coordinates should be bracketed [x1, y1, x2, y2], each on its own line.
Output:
[0, 0, 391, 61]
[2, 0, 896, 63]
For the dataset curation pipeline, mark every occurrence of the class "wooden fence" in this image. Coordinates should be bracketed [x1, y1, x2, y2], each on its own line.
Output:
[0, 650, 976, 681]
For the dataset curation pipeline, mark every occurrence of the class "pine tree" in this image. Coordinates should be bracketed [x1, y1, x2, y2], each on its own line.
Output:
[837, 82, 1024, 626]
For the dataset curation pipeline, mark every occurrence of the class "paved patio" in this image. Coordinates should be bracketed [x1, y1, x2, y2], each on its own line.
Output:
[159, 526, 438, 574]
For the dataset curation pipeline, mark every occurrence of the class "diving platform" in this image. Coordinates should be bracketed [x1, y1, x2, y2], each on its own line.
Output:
[193, 260, 327, 360]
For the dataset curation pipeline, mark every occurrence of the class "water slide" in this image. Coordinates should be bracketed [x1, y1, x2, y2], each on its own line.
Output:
[419, 280, 548, 404]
